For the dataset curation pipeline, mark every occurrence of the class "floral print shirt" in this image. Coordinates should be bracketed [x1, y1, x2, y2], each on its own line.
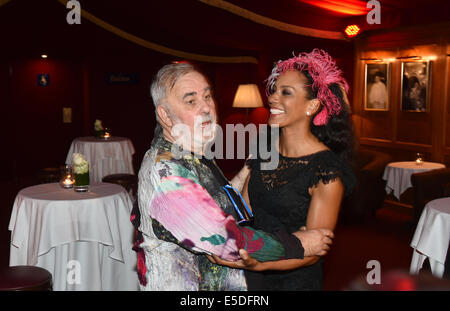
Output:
[131, 127, 296, 291]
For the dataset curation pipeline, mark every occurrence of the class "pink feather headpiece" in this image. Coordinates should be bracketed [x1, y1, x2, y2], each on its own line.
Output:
[266, 49, 349, 126]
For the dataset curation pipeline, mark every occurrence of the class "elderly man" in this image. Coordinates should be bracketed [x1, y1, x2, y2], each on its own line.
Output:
[131, 62, 334, 290]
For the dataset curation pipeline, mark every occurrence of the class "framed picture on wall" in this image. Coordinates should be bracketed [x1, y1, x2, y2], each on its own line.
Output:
[401, 61, 431, 112]
[364, 63, 390, 111]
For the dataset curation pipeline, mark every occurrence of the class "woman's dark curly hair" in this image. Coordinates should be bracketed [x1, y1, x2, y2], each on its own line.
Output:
[302, 69, 355, 163]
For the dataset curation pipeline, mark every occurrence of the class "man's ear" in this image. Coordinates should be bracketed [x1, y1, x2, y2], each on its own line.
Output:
[307, 99, 321, 115]
[157, 105, 173, 128]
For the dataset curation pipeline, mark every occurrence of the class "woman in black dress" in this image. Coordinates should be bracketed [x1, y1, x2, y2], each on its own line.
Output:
[210, 49, 355, 290]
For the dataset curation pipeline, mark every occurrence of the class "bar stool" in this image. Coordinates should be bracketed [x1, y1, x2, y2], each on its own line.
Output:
[36, 166, 63, 184]
[0, 266, 52, 291]
[102, 173, 137, 200]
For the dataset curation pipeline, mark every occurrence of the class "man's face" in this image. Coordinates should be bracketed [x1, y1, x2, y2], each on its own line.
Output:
[166, 71, 217, 153]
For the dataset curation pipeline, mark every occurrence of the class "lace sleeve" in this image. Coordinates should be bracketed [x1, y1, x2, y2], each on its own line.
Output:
[309, 153, 356, 197]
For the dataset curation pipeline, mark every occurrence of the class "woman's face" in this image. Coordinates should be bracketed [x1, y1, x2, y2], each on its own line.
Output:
[267, 70, 314, 128]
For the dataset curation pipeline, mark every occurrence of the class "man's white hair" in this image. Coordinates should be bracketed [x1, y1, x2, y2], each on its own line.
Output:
[150, 62, 196, 120]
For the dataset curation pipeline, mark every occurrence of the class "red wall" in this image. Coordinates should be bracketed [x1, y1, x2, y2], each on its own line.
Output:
[8, 58, 83, 178]
[2, 51, 353, 181]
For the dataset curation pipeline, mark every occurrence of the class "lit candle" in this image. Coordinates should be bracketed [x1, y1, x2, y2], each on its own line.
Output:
[416, 158, 423, 165]
[61, 175, 75, 188]
[104, 132, 111, 139]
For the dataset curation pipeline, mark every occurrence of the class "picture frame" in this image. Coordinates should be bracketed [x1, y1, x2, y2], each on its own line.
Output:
[400, 61, 431, 112]
[37, 74, 50, 87]
[364, 63, 390, 111]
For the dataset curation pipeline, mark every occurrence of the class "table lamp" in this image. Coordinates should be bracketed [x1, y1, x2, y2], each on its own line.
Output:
[232, 84, 264, 124]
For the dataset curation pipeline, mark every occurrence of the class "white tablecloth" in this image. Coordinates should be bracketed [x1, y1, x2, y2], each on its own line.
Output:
[383, 161, 446, 199]
[66, 136, 135, 183]
[8, 182, 139, 291]
[410, 197, 450, 278]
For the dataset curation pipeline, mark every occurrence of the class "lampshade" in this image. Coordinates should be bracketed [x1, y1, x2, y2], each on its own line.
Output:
[232, 84, 264, 108]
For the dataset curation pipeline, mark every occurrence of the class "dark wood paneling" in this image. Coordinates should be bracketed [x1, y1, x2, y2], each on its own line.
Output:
[396, 116, 432, 145]
[361, 112, 394, 141]
[354, 23, 450, 164]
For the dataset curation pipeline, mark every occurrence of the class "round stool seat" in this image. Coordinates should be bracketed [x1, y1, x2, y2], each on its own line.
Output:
[0, 266, 52, 291]
[102, 174, 137, 194]
[37, 166, 64, 184]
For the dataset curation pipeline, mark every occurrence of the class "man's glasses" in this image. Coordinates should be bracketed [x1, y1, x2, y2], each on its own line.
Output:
[222, 184, 254, 226]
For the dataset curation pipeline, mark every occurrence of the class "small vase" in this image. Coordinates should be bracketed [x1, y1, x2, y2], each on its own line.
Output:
[95, 130, 104, 139]
[74, 171, 90, 192]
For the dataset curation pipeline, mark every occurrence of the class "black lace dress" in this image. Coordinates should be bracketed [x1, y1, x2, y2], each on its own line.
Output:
[245, 150, 355, 291]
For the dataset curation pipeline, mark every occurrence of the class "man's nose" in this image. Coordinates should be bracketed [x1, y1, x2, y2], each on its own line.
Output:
[200, 98, 213, 114]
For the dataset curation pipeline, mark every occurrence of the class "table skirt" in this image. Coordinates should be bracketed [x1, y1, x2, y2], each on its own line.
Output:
[10, 240, 139, 291]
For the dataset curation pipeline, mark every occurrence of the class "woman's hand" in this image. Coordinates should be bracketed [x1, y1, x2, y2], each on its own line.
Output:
[206, 249, 266, 271]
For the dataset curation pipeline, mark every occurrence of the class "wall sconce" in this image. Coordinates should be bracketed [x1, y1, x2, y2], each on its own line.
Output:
[360, 57, 395, 63]
[422, 55, 437, 61]
[396, 56, 422, 60]
[232, 84, 264, 123]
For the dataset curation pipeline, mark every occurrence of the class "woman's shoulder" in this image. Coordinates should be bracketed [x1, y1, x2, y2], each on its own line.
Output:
[308, 150, 355, 195]
[308, 149, 341, 166]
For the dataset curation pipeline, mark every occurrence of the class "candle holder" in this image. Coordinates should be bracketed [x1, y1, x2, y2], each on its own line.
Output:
[415, 153, 424, 166]
[59, 165, 75, 189]
[102, 127, 111, 140]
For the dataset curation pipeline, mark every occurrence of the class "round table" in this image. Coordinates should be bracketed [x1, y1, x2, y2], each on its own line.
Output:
[410, 197, 450, 278]
[382, 161, 446, 200]
[8, 182, 139, 291]
[65, 136, 135, 183]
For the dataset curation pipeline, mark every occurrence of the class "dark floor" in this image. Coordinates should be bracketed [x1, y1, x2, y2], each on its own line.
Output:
[323, 208, 415, 290]
[0, 177, 420, 290]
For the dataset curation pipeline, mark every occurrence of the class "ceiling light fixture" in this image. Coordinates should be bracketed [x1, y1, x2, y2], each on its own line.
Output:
[300, 0, 368, 16]
[344, 24, 361, 38]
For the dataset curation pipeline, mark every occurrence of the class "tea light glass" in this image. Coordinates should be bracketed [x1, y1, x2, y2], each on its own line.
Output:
[415, 153, 424, 165]
[60, 165, 75, 189]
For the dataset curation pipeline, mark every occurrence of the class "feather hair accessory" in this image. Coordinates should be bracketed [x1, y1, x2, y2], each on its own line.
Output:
[266, 49, 349, 126]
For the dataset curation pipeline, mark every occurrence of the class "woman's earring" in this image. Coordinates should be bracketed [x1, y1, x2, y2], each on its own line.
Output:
[306, 111, 311, 116]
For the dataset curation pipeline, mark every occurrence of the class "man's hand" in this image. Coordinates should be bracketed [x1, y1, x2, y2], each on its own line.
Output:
[292, 228, 334, 257]
[206, 249, 266, 271]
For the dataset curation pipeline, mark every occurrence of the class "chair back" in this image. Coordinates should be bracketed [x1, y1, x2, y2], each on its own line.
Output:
[102, 173, 138, 199]
[411, 168, 450, 223]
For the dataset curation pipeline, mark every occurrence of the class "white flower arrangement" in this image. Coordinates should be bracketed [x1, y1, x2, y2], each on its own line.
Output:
[72, 153, 89, 174]
[94, 119, 104, 131]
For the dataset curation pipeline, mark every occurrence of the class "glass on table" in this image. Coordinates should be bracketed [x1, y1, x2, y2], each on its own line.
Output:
[415, 153, 424, 165]
[60, 165, 75, 189]
[103, 127, 111, 139]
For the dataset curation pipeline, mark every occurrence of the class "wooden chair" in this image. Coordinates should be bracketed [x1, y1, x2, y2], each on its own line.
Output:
[411, 168, 450, 224]
[340, 148, 392, 223]
[36, 167, 63, 184]
[0, 266, 52, 291]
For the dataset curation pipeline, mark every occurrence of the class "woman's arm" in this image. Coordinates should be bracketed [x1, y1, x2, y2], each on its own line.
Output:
[230, 158, 252, 192]
[208, 178, 344, 271]
[241, 167, 252, 210]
